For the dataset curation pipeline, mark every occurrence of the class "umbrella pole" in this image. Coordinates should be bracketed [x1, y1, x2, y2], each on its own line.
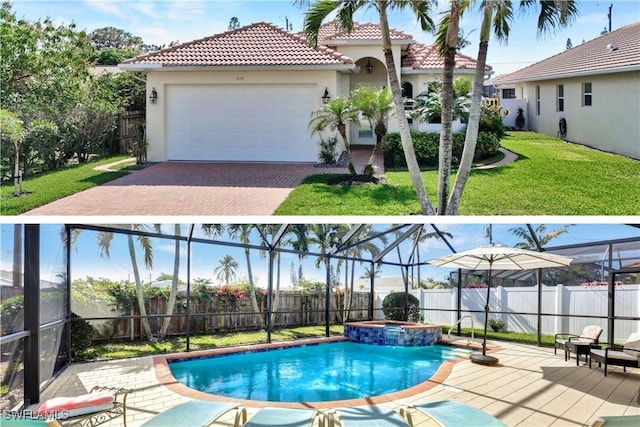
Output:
[470, 263, 499, 365]
[483, 265, 492, 356]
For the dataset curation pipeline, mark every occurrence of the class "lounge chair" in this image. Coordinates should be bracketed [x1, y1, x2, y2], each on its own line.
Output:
[140, 400, 247, 427]
[35, 386, 130, 426]
[555, 325, 603, 361]
[327, 406, 408, 426]
[243, 407, 321, 427]
[591, 415, 640, 427]
[589, 332, 640, 376]
[399, 401, 506, 427]
[1, 421, 61, 427]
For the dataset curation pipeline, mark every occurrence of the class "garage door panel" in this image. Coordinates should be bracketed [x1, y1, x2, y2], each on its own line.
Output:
[166, 84, 317, 162]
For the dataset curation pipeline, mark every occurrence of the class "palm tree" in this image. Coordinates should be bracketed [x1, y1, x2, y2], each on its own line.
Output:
[349, 86, 394, 171]
[434, 0, 463, 214]
[93, 224, 156, 340]
[510, 224, 574, 249]
[157, 224, 181, 340]
[227, 224, 264, 326]
[446, 0, 578, 214]
[302, 0, 438, 214]
[309, 97, 358, 174]
[214, 254, 239, 284]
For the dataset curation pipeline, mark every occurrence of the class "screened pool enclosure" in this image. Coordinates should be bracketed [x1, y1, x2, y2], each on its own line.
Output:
[1, 223, 639, 409]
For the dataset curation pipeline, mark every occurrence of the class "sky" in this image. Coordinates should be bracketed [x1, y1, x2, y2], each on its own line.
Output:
[2, 222, 638, 289]
[7, 0, 640, 76]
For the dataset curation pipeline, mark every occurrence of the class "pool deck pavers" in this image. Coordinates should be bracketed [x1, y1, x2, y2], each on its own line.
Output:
[31, 338, 639, 426]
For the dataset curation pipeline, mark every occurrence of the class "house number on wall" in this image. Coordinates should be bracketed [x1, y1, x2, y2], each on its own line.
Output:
[237, 76, 244, 81]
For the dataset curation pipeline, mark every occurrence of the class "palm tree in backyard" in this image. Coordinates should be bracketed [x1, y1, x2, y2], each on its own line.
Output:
[309, 97, 358, 175]
[446, 0, 578, 214]
[157, 224, 182, 340]
[349, 86, 394, 174]
[214, 254, 239, 284]
[227, 224, 264, 326]
[89, 224, 158, 340]
[302, 0, 438, 214]
[509, 224, 574, 249]
[336, 225, 386, 322]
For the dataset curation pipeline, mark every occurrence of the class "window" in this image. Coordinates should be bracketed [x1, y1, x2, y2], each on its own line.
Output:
[536, 85, 541, 116]
[556, 84, 564, 112]
[502, 88, 516, 99]
[583, 82, 592, 106]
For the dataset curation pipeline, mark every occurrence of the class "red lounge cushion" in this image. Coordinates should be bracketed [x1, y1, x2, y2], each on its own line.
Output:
[37, 392, 114, 418]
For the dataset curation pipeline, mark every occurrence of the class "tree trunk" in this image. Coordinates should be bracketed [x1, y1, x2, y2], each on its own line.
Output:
[447, 25, 491, 214]
[244, 247, 265, 327]
[368, 122, 386, 165]
[12, 224, 22, 288]
[158, 224, 180, 339]
[13, 145, 21, 196]
[437, 0, 461, 215]
[128, 235, 153, 340]
[377, 1, 435, 215]
[338, 122, 355, 174]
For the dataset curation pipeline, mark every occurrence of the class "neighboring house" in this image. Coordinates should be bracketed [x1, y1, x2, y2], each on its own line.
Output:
[491, 22, 640, 159]
[119, 22, 491, 163]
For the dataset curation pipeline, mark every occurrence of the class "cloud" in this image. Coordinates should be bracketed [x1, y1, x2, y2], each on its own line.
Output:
[83, 0, 126, 19]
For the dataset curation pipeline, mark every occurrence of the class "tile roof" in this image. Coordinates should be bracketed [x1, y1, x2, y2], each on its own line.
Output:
[493, 22, 640, 84]
[121, 22, 354, 68]
[402, 43, 492, 72]
[317, 21, 413, 43]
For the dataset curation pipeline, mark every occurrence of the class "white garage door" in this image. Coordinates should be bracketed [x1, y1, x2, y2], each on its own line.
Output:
[166, 84, 317, 162]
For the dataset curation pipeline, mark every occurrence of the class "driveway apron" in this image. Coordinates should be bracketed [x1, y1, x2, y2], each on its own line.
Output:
[23, 162, 326, 216]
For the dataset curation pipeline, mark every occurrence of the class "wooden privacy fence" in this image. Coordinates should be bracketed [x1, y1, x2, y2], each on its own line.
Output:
[99, 291, 370, 341]
[118, 110, 145, 154]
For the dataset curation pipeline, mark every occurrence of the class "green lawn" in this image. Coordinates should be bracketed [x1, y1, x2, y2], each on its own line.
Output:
[275, 132, 640, 215]
[79, 325, 344, 361]
[1, 156, 134, 215]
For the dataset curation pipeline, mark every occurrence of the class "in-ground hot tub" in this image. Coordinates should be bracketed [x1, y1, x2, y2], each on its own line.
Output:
[343, 320, 442, 346]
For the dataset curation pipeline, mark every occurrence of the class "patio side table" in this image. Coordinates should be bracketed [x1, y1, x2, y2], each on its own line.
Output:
[566, 341, 601, 366]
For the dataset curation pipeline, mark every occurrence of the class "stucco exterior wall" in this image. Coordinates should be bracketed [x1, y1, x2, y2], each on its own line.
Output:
[515, 71, 640, 159]
[145, 69, 341, 162]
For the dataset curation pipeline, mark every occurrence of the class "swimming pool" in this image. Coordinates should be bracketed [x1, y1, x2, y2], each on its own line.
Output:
[168, 341, 470, 402]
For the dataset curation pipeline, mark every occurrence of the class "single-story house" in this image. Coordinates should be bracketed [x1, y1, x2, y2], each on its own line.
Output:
[119, 21, 491, 163]
[491, 22, 640, 160]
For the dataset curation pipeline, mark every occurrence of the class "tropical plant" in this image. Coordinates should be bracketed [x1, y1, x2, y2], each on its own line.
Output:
[509, 224, 574, 249]
[70, 312, 96, 359]
[318, 134, 339, 164]
[309, 97, 358, 174]
[227, 224, 264, 326]
[411, 78, 471, 124]
[214, 254, 239, 284]
[350, 86, 394, 171]
[302, 0, 438, 213]
[446, 0, 578, 214]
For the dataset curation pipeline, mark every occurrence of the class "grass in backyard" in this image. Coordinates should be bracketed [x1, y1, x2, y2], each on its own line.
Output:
[80, 325, 344, 361]
[274, 132, 640, 215]
[456, 327, 555, 347]
[1, 156, 133, 215]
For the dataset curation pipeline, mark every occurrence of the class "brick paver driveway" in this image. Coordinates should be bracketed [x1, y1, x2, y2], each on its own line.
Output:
[23, 162, 329, 216]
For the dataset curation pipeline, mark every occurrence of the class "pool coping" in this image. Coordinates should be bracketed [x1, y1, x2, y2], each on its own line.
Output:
[152, 336, 500, 409]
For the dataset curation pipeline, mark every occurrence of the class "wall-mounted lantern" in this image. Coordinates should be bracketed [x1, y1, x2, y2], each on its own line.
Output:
[149, 87, 158, 104]
[322, 87, 331, 103]
[366, 59, 374, 74]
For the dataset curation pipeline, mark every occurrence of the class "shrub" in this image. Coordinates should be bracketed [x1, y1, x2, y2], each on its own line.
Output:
[70, 312, 95, 359]
[479, 104, 507, 139]
[382, 130, 501, 168]
[382, 292, 422, 322]
[488, 318, 505, 332]
[318, 135, 339, 164]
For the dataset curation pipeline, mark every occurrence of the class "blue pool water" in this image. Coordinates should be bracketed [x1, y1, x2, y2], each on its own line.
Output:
[168, 341, 470, 402]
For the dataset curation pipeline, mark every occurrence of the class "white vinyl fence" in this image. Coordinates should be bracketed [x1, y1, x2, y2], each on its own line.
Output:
[374, 284, 640, 343]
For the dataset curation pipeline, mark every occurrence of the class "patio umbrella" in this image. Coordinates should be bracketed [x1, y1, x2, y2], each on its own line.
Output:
[427, 243, 573, 365]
